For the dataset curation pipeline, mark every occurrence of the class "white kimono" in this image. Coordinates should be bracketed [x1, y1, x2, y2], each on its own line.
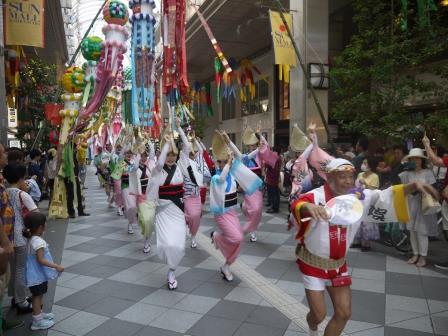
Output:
[150, 131, 191, 269]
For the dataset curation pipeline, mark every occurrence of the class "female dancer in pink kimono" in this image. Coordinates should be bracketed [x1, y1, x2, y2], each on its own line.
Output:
[183, 131, 211, 248]
[210, 132, 263, 281]
[225, 128, 275, 242]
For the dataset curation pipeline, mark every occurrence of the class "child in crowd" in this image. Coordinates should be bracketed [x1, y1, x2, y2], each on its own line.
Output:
[23, 212, 63, 330]
[4, 164, 38, 314]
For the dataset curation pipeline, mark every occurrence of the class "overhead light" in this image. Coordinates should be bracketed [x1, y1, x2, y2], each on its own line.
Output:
[442, 0, 448, 6]
[308, 63, 330, 89]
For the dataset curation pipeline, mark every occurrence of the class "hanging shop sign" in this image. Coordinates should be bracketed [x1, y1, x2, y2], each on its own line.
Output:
[4, 0, 45, 48]
[269, 10, 297, 67]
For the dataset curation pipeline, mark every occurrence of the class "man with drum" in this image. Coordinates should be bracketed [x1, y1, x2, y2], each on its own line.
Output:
[290, 158, 438, 336]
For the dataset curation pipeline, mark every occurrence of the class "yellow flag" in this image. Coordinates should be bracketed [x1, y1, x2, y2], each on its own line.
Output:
[269, 10, 297, 66]
[5, 0, 45, 48]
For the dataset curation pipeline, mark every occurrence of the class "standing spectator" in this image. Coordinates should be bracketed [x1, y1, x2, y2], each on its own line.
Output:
[265, 147, 282, 213]
[399, 148, 438, 267]
[77, 142, 88, 188]
[422, 135, 448, 270]
[355, 157, 380, 251]
[389, 146, 408, 185]
[352, 137, 369, 173]
[65, 146, 90, 218]
[45, 148, 58, 203]
[4, 164, 38, 314]
[23, 212, 63, 330]
[28, 149, 44, 191]
[0, 144, 23, 330]
[7, 149, 24, 165]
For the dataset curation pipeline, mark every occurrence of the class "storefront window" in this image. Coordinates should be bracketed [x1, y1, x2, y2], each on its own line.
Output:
[241, 79, 270, 116]
[222, 95, 236, 120]
[279, 79, 290, 120]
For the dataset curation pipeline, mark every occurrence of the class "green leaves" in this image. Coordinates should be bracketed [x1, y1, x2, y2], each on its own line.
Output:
[330, 0, 448, 142]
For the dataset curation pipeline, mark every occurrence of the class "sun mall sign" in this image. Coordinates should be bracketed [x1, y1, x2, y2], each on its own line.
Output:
[5, 0, 45, 48]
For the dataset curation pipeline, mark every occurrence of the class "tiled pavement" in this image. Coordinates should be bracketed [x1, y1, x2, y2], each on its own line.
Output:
[7, 167, 448, 336]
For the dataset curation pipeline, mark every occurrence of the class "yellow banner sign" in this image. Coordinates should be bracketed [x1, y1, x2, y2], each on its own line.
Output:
[269, 10, 297, 66]
[5, 0, 45, 48]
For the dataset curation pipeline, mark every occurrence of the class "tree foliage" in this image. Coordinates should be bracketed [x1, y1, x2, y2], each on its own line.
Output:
[330, 0, 448, 142]
[16, 58, 60, 149]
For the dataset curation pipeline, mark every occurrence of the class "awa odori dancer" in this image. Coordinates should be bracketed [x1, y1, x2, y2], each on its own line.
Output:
[150, 118, 191, 290]
[226, 126, 273, 242]
[111, 147, 139, 234]
[132, 141, 156, 254]
[289, 123, 318, 202]
[290, 158, 438, 336]
[110, 144, 124, 216]
[210, 131, 263, 281]
[184, 131, 211, 248]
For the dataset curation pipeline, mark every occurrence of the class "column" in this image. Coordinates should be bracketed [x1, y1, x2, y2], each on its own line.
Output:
[289, 0, 329, 145]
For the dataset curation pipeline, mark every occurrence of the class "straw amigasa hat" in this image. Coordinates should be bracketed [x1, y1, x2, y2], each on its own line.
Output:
[212, 131, 230, 161]
[290, 124, 311, 152]
[159, 128, 178, 154]
[242, 127, 259, 146]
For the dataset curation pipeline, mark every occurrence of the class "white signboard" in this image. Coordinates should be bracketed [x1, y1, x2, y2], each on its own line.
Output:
[8, 107, 17, 128]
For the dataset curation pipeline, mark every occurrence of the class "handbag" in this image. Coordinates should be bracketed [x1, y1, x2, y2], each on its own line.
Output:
[18, 191, 30, 219]
[421, 192, 441, 215]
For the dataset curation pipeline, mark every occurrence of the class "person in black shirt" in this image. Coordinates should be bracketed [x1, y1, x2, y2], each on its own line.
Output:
[389, 146, 408, 186]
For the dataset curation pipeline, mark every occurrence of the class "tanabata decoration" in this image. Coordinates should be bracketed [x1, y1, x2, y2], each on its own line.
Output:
[59, 93, 82, 145]
[214, 57, 222, 103]
[121, 66, 133, 124]
[240, 59, 259, 102]
[62, 66, 85, 93]
[162, 0, 191, 130]
[151, 82, 161, 138]
[129, 0, 157, 128]
[44, 103, 63, 126]
[48, 176, 68, 219]
[49, 129, 59, 146]
[60, 67, 84, 144]
[81, 36, 103, 106]
[222, 57, 240, 100]
[162, 0, 188, 98]
[74, 0, 129, 133]
[195, 8, 232, 74]
[199, 83, 213, 117]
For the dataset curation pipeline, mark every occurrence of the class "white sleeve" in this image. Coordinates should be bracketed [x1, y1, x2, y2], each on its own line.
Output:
[247, 148, 259, 160]
[21, 192, 37, 211]
[148, 141, 155, 161]
[194, 138, 203, 154]
[228, 140, 243, 160]
[155, 143, 170, 172]
[178, 127, 191, 156]
[31, 236, 47, 252]
[218, 164, 231, 183]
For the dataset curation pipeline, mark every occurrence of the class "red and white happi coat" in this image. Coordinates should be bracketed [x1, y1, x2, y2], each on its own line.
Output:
[290, 184, 410, 279]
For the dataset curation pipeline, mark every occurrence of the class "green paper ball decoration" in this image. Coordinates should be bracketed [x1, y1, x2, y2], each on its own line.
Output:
[103, 0, 129, 26]
[81, 36, 103, 61]
[62, 66, 85, 93]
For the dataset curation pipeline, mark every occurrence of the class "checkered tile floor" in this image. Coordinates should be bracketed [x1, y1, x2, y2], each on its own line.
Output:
[8, 167, 448, 335]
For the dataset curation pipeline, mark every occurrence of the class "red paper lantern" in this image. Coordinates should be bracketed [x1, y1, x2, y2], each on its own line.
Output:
[44, 103, 63, 126]
[49, 130, 59, 145]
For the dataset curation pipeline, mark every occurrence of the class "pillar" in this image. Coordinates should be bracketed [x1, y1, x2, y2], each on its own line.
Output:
[289, 0, 329, 145]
